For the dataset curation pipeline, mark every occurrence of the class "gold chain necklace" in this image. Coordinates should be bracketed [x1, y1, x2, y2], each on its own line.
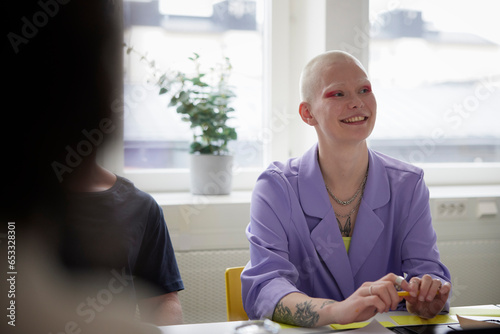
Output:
[325, 167, 368, 206]
[325, 165, 369, 237]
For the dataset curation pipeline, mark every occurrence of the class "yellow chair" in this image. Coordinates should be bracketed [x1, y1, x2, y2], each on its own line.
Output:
[225, 266, 249, 321]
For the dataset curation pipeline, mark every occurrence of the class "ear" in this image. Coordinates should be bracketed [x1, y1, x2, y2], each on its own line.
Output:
[299, 102, 317, 126]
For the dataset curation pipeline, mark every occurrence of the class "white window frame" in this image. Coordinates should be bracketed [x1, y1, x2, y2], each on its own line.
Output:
[101, 0, 500, 193]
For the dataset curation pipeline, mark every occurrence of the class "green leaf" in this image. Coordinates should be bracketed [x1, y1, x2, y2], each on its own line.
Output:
[178, 91, 189, 102]
[159, 87, 168, 95]
[227, 128, 237, 140]
[190, 76, 209, 87]
[189, 142, 203, 154]
[176, 104, 190, 114]
[169, 96, 178, 106]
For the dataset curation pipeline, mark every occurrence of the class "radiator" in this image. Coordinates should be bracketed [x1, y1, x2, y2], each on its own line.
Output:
[161, 196, 252, 324]
[175, 249, 250, 324]
[437, 239, 500, 306]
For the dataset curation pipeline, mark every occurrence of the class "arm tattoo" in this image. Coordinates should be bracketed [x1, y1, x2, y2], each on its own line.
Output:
[272, 300, 320, 327]
[320, 300, 336, 309]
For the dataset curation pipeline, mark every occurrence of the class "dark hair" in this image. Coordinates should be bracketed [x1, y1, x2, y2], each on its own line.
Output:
[3, 1, 122, 225]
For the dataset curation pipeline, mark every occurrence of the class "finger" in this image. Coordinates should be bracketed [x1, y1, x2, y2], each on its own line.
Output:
[425, 279, 442, 302]
[380, 273, 401, 284]
[381, 273, 410, 292]
[374, 274, 409, 311]
[393, 275, 403, 292]
[390, 291, 403, 311]
[397, 276, 411, 292]
[388, 275, 408, 310]
[440, 282, 451, 294]
[418, 275, 433, 302]
[377, 285, 394, 312]
[408, 277, 420, 298]
[389, 279, 405, 310]
[371, 282, 401, 312]
[370, 294, 388, 314]
[438, 282, 451, 301]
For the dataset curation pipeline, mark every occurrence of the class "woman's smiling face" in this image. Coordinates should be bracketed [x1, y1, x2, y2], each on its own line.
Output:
[305, 55, 377, 146]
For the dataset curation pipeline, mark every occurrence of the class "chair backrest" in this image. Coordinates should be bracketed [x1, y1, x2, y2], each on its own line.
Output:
[225, 266, 249, 321]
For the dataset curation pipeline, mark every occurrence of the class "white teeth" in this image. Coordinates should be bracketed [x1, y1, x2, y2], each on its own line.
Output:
[343, 116, 365, 123]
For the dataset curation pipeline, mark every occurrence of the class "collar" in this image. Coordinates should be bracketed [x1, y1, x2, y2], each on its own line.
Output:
[298, 144, 390, 219]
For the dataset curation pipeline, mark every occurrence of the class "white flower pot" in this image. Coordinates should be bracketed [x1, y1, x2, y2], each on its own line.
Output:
[189, 154, 233, 195]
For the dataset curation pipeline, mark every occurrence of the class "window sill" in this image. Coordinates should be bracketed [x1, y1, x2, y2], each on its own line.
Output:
[153, 185, 500, 251]
[151, 190, 252, 207]
[124, 168, 261, 193]
[151, 184, 500, 206]
[429, 184, 500, 198]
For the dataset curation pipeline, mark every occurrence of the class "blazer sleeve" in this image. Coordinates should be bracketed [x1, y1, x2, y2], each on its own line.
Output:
[241, 168, 304, 320]
[400, 171, 452, 311]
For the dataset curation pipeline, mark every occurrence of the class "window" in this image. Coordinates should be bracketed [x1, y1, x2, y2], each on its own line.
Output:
[123, 0, 265, 171]
[368, 0, 500, 164]
[109, 1, 499, 192]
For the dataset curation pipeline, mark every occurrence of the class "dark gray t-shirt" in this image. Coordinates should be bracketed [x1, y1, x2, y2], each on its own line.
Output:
[60, 175, 183, 304]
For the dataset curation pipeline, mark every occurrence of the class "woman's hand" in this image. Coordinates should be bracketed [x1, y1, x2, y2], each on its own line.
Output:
[272, 273, 408, 327]
[334, 273, 409, 324]
[272, 273, 451, 327]
[404, 274, 451, 319]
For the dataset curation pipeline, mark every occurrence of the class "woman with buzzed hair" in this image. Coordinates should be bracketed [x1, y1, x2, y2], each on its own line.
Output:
[241, 51, 451, 327]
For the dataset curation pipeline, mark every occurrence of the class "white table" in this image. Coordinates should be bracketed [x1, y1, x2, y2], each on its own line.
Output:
[157, 305, 500, 334]
[156, 311, 427, 334]
[157, 320, 333, 334]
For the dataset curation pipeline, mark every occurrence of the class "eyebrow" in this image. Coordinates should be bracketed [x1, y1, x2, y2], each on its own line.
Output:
[322, 78, 371, 94]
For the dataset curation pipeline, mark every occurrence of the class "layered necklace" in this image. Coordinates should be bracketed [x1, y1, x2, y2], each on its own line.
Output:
[325, 165, 369, 237]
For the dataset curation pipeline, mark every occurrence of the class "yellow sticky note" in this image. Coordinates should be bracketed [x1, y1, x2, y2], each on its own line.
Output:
[450, 307, 500, 317]
[330, 321, 395, 329]
[330, 322, 370, 330]
[277, 323, 299, 329]
[390, 314, 457, 325]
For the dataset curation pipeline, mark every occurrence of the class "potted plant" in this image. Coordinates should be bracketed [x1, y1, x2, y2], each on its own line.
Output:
[126, 46, 237, 195]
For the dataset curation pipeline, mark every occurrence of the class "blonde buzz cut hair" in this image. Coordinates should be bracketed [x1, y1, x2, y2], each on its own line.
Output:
[299, 50, 367, 103]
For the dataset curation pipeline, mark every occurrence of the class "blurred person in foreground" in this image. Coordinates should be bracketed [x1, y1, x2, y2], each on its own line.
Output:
[241, 50, 451, 327]
[2, 1, 182, 332]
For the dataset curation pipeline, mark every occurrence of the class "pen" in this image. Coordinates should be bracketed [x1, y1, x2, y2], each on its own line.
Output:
[397, 291, 439, 297]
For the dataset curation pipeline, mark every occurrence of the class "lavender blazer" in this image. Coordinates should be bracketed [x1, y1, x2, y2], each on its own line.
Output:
[241, 144, 451, 319]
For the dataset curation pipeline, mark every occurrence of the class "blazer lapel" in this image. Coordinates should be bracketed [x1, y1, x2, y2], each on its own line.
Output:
[349, 150, 390, 277]
[310, 211, 355, 299]
[348, 202, 384, 277]
[298, 144, 355, 299]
